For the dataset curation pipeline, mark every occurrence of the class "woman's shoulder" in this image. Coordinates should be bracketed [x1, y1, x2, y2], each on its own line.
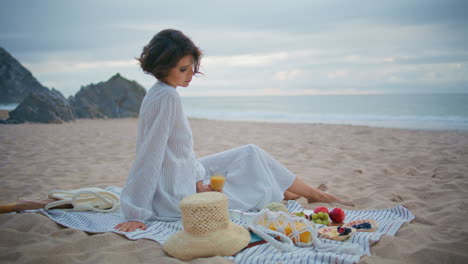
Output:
[141, 82, 181, 114]
[146, 82, 179, 101]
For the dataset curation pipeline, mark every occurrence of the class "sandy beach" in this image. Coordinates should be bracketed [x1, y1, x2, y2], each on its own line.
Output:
[0, 110, 9, 120]
[0, 118, 467, 263]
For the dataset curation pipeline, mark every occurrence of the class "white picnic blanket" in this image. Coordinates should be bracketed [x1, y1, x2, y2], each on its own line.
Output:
[41, 186, 414, 264]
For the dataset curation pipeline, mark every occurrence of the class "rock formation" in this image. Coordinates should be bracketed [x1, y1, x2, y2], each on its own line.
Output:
[7, 88, 75, 124]
[69, 73, 146, 119]
[1, 46, 146, 124]
[0, 47, 49, 104]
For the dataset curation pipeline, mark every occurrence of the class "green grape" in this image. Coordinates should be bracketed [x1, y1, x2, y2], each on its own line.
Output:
[311, 214, 318, 220]
[294, 212, 305, 218]
[317, 212, 324, 219]
[321, 213, 329, 221]
[322, 219, 329, 226]
[315, 219, 323, 225]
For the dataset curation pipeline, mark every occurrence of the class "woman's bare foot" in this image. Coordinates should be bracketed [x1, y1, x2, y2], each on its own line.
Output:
[336, 199, 355, 207]
[284, 184, 328, 200]
[307, 191, 355, 207]
[285, 177, 354, 206]
[317, 184, 328, 191]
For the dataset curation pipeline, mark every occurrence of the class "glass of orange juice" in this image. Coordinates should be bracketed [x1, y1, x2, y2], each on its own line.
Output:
[210, 174, 226, 192]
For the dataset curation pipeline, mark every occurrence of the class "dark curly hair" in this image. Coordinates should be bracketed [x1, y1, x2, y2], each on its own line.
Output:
[137, 29, 203, 81]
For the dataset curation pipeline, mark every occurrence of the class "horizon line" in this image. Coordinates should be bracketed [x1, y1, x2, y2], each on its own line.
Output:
[178, 91, 468, 97]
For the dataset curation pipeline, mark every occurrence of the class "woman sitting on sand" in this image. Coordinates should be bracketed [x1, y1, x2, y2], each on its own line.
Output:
[114, 29, 354, 232]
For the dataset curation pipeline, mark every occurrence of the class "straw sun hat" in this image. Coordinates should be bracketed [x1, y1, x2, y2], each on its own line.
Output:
[163, 192, 250, 261]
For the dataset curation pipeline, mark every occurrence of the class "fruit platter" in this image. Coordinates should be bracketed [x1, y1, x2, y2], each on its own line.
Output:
[289, 206, 379, 241]
[262, 203, 380, 241]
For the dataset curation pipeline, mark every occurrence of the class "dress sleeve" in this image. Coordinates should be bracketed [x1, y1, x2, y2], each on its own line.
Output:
[120, 92, 177, 223]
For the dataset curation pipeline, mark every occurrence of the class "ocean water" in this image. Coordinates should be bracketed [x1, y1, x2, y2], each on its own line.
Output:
[180, 94, 468, 131]
[0, 103, 19, 111]
[2, 94, 467, 131]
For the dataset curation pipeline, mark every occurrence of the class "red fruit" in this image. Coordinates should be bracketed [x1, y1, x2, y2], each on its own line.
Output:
[313, 207, 329, 214]
[329, 208, 346, 223]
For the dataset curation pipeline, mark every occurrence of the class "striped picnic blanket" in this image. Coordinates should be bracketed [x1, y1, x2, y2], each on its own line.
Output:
[41, 186, 414, 264]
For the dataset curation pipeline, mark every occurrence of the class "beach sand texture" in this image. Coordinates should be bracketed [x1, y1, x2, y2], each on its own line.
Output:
[0, 118, 467, 263]
[0, 110, 9, 120]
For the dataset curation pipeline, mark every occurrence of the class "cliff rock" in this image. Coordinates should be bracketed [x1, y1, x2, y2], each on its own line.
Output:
[69, 73, 146, 119]
[0, 47, 49, 104]
[7, 89, 75, 124]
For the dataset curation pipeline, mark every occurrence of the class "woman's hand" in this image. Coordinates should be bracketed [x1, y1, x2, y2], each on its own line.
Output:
[196, 180, 215, 193]
[114, 221, 147, 232]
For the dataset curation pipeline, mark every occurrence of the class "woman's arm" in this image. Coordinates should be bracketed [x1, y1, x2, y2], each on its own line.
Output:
[118, 92, 177, 227]
[116, 181, 214, 232]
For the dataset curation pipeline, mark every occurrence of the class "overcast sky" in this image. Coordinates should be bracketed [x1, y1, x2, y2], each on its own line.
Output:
[1, 0, 467, 97]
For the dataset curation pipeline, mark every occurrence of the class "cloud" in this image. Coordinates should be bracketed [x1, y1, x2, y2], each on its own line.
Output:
[1, 0, 467, 96]
[203, 52, 289, 67]
[394, 53, 468, 64]
[24, 59, 138, 74]
[327, 70, 349, 80]
[344, 55, 361, 62]
[274, 70, 304, 81]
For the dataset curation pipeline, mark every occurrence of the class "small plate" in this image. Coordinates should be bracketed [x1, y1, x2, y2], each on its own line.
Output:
[343, 219, 378, 232]
[318, 226, 355, 241]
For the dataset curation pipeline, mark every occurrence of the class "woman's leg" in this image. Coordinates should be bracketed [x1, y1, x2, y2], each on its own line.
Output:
[286, 177, 355, 206]
[198, 144, 297, 210]
[284, 191, 301, 200]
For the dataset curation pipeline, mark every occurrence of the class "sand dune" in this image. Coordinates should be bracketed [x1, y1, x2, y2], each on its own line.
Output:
[1, 118, 467, 263]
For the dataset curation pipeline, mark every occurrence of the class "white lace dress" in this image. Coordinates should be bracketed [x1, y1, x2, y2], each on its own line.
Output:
[120, 81, 296, 222]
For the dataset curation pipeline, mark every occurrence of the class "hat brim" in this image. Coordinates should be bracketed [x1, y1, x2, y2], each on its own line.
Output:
[163, 222, 251, 261]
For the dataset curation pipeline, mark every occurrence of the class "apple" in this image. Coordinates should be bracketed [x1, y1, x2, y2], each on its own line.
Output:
[329, 208, 346, 223]
[313, 206, 329, 214]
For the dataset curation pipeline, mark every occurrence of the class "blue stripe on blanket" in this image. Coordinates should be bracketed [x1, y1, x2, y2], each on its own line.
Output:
[41, 187, 414, 264]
